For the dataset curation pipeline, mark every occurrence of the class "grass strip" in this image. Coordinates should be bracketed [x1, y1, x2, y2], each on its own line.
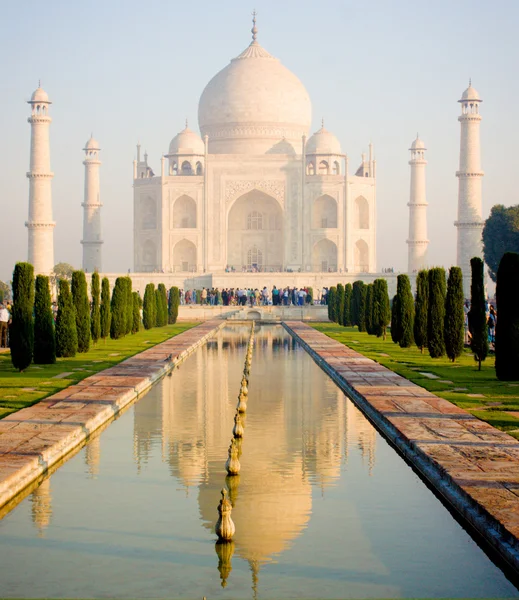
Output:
[311, 323, 519, 440]
[0, 323, 197, 419]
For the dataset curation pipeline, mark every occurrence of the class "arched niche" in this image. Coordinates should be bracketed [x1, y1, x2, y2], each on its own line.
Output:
[354, 239, 369, 272]
[312, 239, 337, 272]
[173, 239, 197, 272]
[318, 160, 329, 175]
[307, 161, 315, 176]
[172, 195, 197, 228]
[181, 161, 193, 175]
[141, 196, 157, 230]
[142, 239, 156, 267]
[227, 189, 283, 271]
[354, 196, 369, 229]
[312, 195, 337, 229]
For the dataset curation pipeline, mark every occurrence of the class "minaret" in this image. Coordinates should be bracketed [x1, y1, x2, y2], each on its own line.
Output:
[407, 135, 429, 273]
[456, 81, 484, 295]
[81, 136, 103, 272]
[26, 85, 55, 275]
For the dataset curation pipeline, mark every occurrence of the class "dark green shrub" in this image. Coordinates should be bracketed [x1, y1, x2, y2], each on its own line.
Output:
[34, 275, 56, 364]
[10, 262, 34, 372]
[357, 284, 367, 332]
[495, 252, 519, 380]
[365, 284, 374, 335]
[336, 284, 345, 326]
[391, 295, 400, 344]
[372, 279, 391, 339]
[72, 271, 90, 353]
[414, 270, 429, 353]
[55, 279, 78, 358]
[110, 277, 127, 339]
[157, 283, 168, 327]
[124, 277, 133, 335]
[327, 287, 337, 322]
[396, 274, 414, 348]
[91, 272, 101, 345]
[344, 283, 352, 326]
[143, 283, 156, 330]
[168, 287, 180, 324]
[100, 277, 111, 340]
[444, 266, 465, 362]
[468, 257, 488, 370]
[427, 267, 447, 358]
[351, 281, 364, 327]
[132, 291, 141, 334]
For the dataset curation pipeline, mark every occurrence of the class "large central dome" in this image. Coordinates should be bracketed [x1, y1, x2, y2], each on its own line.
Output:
[198, 29, 312, 155]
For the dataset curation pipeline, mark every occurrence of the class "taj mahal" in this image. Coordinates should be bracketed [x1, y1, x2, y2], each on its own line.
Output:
[24, 15, 485, 295]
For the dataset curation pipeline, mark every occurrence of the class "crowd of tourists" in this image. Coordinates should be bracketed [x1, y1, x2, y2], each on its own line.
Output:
[464, 300, 497, 349]
[181, 286, 329, 307]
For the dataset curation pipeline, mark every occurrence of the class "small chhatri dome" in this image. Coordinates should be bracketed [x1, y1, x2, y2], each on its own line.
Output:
[169, 125, 205, 155]
[460, 80, 481, 102]
[84, 135, 100, 151]
[306, 124, 342, 155]
[30, 86, 50, 103]
[410, 134, 425, 150]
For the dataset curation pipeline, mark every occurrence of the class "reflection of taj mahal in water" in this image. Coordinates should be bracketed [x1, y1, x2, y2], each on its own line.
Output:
[133, 16, 376, 274]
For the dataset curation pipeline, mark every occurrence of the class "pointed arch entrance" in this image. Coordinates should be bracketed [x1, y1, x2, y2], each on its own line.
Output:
[227, 189, 283, 271]
[312, 239, 337, 272]
[173, 239, 197, 272]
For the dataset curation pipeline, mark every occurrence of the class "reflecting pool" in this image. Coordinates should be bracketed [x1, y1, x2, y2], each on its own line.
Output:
[0, 325, 517, 598]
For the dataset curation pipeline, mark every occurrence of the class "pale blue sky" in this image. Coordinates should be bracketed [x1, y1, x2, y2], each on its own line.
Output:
[0, 0, 517, 281]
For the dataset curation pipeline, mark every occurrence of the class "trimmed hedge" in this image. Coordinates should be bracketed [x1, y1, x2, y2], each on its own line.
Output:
[396, 274, 414, 348]
[495, 252, 519, 380]
[427, 267, 447, 358]
[110, 277, 127, 339]
[143, 283, 156, 330]
[336, 284, 345, 326]
[168, 287, 180, 324]
[34, 275, 56, 364]
[344, 283, 352, 326]
[10, 262, 35, 372]
[414, 270, 429, 353]
[91, 272, 101, 345]
[132, 291, 141, 334]
[100, 277, 111, 340]
[56, 279, 78, 358]
[372, 279, 390, 339]
[72, 270, 90, 353]
[444, 266, 465, 362]
[468, 257, 488, 370]
[327, 287, 337, 322]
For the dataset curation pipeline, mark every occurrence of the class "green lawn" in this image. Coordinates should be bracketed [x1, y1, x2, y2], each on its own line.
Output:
[311, 323, 519, 439]
[0, 323, 196, 419]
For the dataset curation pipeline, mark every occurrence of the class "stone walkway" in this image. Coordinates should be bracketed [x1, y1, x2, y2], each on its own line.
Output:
[0, 320, 222, 511]
[284, 321, 519, 573]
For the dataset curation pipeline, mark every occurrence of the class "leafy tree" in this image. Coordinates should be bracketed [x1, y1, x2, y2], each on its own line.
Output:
[495, 252, 519, 380]
[357, 284, 367, 332]
[168, 286, 180, 324]
[33, 275, 56, 364]
[365, 284, 374, 335]
[482, 204, 519, 282]
[468, 257, 488, 370]
[0, 280, 10, 303]
[10, 262, 35, 372]
[427, 267, 446, 358]
[100, 277, 111, 340]
[327, 286, 337, 322]
[157, 283, 168, 327]
[396, 274, 414, 348]
[72, 271, 90, 353]
[343, 283, 352, 326]
[351, 281, 365, 327]
[444, 267, 465, 362]
[143, 283, 156, 330]
[336, 284, 345, 326]
[390, 295, 401, 344]
[414, 270, 429, 353]
[90, 272, 101, 345]
[372, 279, 391, 339]
[124, 277, 133, 335]
[55, 279, 78, 358]
[132, 291, 141, 334]
[52, 262, 75, 282]
[110, 277, 127, 339]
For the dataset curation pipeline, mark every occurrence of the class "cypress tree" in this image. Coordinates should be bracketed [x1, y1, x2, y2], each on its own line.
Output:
[10, 262, 35, 372]
[72, 270, 90, 353]
[351, 281, 364, 327]
[391, 295, 401, 344]
[414, 270, 429, 353]
[495, 252, 519, 380]
[110, 277, 127, 339]
[428, 267, 447, 358]
[55, 279, 78, 358]
[168, 286, 180, 324]
[444, 266, 465, 362]
[33, 275, 56, 364]
[468, 257, 488, 370]
[91, 272, 101, 345]
[143, 283, 156, 330]
[132, 291, 141, 334]
[100, 277, 111, 340]
[336, 284, 345, 326]
[124, 277, 133, 335]
[365, 284, 374, 335]
[373, 278, 391, 339]
[343, 283, 352, 326]
[327, 286, 337, 322]
[157, 283, 168, 327]
[396, 274, 414, 348]
[357, 284, 367, 332]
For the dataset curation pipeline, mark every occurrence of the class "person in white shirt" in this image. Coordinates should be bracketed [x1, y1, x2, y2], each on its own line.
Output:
[0, 304, 10, 348]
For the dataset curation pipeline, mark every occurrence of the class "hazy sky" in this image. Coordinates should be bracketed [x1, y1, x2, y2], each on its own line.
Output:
[0, 0, 517, 282]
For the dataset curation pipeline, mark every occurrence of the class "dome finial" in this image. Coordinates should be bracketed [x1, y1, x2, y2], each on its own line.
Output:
[251, 9, 258, 43]
[321, 117, 324, 129]
[38, 79, 41, 88]
[469, 77, 472, 87]
[185, 117, 188, 129]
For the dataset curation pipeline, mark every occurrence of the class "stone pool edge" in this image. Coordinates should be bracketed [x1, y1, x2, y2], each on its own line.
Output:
[282, 321, 519, 575]
[0, 319, 224, 511]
